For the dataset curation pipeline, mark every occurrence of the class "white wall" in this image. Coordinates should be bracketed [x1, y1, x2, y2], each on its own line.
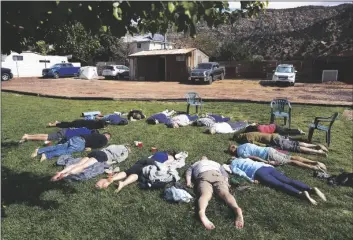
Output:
[1, 51, 69, 77]
[194, 50, 209, 65]
[129, 41, 174, 54]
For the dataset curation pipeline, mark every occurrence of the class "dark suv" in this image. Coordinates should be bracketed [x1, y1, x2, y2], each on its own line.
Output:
[1, 68, 13, 81]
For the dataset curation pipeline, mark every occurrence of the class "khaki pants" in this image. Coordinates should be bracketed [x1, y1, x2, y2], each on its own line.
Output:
[197, 170, 229, 194]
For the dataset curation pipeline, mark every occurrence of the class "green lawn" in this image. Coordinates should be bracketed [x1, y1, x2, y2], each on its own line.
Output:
[1, 92, 352, 240]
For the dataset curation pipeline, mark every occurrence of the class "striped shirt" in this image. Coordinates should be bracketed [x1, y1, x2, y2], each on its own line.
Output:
[197, 118, 216, 127]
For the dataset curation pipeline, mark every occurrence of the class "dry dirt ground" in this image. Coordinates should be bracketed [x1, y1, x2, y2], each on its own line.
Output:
[1, 77, 352, 106]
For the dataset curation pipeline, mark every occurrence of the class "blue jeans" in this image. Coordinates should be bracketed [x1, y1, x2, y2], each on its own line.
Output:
[38, 136, 86, 159]
[255, 167, 311, 195]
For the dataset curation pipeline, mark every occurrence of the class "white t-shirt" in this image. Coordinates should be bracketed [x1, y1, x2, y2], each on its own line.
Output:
[171, 114, 191, 126]
[211, 122, 235, 134]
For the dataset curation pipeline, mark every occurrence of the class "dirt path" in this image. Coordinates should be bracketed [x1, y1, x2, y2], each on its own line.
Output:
[2, 77, 352, 106]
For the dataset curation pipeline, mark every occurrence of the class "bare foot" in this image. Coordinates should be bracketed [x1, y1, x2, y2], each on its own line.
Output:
[50, 172, 62, 182]
[235, 208, 244, 229]
[303, 191, 317, 205]
[114, 181, 124, 194]
[31, 148, 39, 158]
[199, 213, 216, 230]
[317, 144, 328, 152]
[313, 187, 327, 202]
[316, 162, 327, 171]
[19, 134, 28, 143]
[40, 153, 47, 162]
[318, 150, 328, 157]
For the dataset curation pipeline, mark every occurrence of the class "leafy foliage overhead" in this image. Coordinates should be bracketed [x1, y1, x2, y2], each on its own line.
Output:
[1, 1, 267, 54]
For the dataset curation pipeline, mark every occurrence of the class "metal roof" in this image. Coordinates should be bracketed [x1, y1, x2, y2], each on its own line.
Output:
[128, 48, 197, 57]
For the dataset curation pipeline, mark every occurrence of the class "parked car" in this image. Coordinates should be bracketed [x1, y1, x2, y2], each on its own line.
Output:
[188, 62, 225, 85]
[1, 67, 13, 81]
[42, 63, 80, 79]
[102, 65, 129, 80]
[272, 64, 297, 86]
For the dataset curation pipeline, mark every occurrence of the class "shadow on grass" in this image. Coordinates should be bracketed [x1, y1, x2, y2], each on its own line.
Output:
[1, 167, 77, 212]
[259, 80, 291, 88]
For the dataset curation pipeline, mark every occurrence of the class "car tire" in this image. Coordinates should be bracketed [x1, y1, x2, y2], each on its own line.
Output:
[104, 76, 110, 80]
[115, 74, 120, 80]
[220, 73, 224, 80]
[53, 72, 59, 79]
[290, 82, 295, 86]
[1, 73, 10, 81]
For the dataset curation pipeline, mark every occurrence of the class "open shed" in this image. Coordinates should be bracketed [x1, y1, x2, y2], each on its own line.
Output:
[128, 48, 209, 81]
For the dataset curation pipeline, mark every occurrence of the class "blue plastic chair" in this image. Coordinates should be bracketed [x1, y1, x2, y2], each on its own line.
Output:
[185, 92, 203, 114]
[270, 98, 292, 128]
[308, 112, 338, 147]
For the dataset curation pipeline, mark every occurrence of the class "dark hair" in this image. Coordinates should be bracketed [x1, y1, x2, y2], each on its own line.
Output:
[91, 129, 100, 134]
[244, 125, 258, 133]
[167, 149, 178, 158]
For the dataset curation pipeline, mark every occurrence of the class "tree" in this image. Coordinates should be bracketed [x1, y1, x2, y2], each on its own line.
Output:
[1, 1, 268, 54]
[218, 40, 251, 61]
[48, 22, 101, 65]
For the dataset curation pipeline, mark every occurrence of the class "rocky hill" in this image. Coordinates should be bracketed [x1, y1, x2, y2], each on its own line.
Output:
[167, 4, 353, 60]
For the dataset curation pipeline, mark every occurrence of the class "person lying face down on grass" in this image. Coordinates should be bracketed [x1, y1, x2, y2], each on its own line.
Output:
[225, 157, 327, 205]
[95, 150, 179, 190]
[95, 113, 128, 125]
[48, 119, 108, 130]
[185, 156, 244, 230]
[195, 113, 231, 127]
[51, 144, 131, 181]
[243, 123, 305, 136]
[233, 132, 328, 156]
[146, 109, 176, 124]
[166, 114, 199, 128]
[31, 132, 112, 162]
[127, 109, 146, 121]
[206, 121, 248, 135]
[19, 128, 99, 144]
[228, 142, 327, 172]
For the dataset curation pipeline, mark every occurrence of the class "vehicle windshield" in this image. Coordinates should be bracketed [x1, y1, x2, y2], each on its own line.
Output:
[51, 64, 62, 68]
[276, 66, 294, 73]
[104, 66, 115, 70]
[195, 63, 213, 70]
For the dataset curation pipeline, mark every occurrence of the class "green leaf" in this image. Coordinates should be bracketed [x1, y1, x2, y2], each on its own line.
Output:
[88, 5, 92, 11]
[47, 11, 52, 14]
[185, 10, 191, 19]
[168, 2, 175, 13]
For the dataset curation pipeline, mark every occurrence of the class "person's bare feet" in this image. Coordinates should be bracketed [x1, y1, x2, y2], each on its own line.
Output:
[235, 208, 244, 229]
[316, 162, 327, 171]
[303, 191, 317, 205]
[313, 187, 327, 202]
[40, 153, 47, 162]
[19, 134, 28, 143]
[317, 144, 329, 152]
[318, 150, 328, 157]
[114, 181, 124, 194]
[31, 148, 39, 158]
[199, 212, 216, 230]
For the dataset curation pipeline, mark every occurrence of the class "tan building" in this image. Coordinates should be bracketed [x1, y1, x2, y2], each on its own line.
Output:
[128, 48, 209, 81]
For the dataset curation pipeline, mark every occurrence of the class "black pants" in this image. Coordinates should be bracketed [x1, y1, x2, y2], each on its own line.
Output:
[56, 120, 105, 129]
[125, 158, 156, 176]
[244, 124, 301, 136]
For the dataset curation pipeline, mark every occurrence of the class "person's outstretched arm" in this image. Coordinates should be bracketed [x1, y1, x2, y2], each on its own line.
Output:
[249, 156, 268, 163]
[232, 167, 253, 183]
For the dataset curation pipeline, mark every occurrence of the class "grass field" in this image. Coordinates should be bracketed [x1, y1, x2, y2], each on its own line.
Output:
[1, 92, 352, 240]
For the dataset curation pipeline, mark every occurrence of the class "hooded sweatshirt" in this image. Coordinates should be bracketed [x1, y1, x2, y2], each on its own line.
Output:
[100, 145, 129, 165]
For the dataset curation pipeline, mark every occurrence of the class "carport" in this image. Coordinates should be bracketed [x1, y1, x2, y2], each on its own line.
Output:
[128, 48, 209, 81]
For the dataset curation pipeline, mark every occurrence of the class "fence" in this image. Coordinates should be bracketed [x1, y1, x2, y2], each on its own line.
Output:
[219, 57, 353, 83]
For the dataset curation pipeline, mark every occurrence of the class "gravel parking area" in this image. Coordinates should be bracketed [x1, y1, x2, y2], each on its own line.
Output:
[1, 77, 352, 106]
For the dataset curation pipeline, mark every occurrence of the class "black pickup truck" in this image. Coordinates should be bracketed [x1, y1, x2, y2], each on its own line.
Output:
[188, 62, 226, 85]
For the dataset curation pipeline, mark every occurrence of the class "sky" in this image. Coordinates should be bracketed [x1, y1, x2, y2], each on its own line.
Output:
[228, 1, 352, 9]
